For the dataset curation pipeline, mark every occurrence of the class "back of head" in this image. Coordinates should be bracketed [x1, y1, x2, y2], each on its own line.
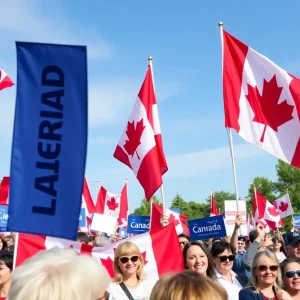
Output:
[150, 270, 228, 300]
[249, 229, 259, 243]
[9, 247, 110, 300]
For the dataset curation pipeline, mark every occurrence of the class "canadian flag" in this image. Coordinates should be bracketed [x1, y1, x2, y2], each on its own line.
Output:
[253, 188, 283, 231]
[222, 29, 300, 168]
[272, 193, 294, 218]
[150, 202, 189, 235]
[15, 224, 184, 286]
[95, 182, 128, 228]
[210, 193, 219, 216]
[113, 64, 168, 200]
[0, 176, 9, 205]
[78, 177, 95, 233]
[0, 69, 14, 91]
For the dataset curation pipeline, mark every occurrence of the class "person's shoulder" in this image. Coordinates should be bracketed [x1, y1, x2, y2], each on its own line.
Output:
[239, 287, 256, 295]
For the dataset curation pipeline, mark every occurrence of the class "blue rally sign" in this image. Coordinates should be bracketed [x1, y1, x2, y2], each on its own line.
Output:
[78, 208, 86, 228]
[0, 206, 9, 232]
[188, 215, 227, 241]
[127, 215, 150, 234]
[8, 42, 88, 240]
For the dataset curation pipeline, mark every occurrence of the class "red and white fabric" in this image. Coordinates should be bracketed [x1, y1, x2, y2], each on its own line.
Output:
[15, 224, 184, 285]
[253, 189, 283, 231]
[222, 29, 300, 168]
[118, 182, 129, 228]
[210, 193, 219, 216]
[113, 64, 168, 200]
[0, 69, 14, 91]
[272, 193, 294, 218]
[150, 202, 189, 235]
[78, 177, 95, 233]
[0, 176, 9, 206]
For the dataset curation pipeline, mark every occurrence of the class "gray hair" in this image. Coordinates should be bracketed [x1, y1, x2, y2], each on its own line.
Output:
[9, 247, 110, 300]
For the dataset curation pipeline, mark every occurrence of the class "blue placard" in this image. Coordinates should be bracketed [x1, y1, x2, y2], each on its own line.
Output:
[170, 208, 180, 214]
[188, 215, 227, 241]
[7, 42, 88, 240]
[127, 215, 150, 234]
[0, 206, 8, 232]
[294, 216, 300, 229]
[78, 208, 86, 228]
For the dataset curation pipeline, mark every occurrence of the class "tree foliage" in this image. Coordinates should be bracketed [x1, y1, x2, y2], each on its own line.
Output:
[131, 196, 162, 216]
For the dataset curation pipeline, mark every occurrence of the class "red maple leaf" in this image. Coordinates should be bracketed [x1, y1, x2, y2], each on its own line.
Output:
[246, 75, 294, 142]
[107, 197, 119, 211]
[168, 214, 180, 227]
[123, 119, 145, 159]
[267, 206, 278, 217]
[100, 256, 115, 277]
[278, 201, 289, 212]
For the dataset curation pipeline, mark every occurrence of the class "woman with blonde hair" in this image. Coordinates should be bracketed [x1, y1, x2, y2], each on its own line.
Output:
[150, 270, 228, 300]
[239, 251, 291, 300]
[108, 241, 153, 300]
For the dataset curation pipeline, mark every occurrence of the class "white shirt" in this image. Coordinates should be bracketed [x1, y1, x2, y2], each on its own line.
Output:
[275, 251, 286, 263]
[108, 280, 153, 300]
[215, 269, 243, 300]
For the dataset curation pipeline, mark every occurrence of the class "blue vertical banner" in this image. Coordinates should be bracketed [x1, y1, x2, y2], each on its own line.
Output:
[8, 42, 88, 240]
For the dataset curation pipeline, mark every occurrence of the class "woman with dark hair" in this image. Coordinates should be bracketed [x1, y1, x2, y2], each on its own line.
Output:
[183, 241, 216, 279]
[211, 241, 248, 300]
[0, 251, 13, 300]
[272, 236, 286, 263]
[280, 258, 300, 299]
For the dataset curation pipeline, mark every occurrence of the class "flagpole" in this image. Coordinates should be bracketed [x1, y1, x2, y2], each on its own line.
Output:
[148, 56, 166, 209]
[218, 21, 240, 212]
[12, 232, 19, 269]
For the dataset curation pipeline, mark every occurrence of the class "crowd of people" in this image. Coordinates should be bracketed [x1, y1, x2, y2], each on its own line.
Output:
[0, 216, 300, 299]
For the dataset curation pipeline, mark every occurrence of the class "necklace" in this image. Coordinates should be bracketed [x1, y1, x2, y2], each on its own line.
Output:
[124, 280, 140, 288]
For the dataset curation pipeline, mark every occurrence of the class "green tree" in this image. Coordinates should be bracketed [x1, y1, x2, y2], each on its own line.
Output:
[170, 194, 190, 217]
[247, 176, 276, 213]
[170, 194, 208, 220]
[205, 191, 236, 215]
[131, 196, 162, 216]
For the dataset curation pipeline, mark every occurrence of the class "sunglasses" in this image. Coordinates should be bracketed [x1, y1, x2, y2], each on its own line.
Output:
[257, 265, 279, 272]
[179, 241, 188, 246]
[286, 270, 300, 278]
[217, 255, 235, 262]
[272, 239, 282, 243]
[119, 255, 139, 264]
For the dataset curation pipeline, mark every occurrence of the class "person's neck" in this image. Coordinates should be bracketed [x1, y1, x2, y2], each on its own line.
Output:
[260, 284, 275, 297]
[274, 249, 280, 253]
[123, 274, 139, 287]
[286, 288, 300, 298]
[0, 282, 10, 297]
[220, 270, 232, 282]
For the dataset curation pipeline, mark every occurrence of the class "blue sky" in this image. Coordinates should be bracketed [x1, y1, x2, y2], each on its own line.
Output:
[0, 1, 298, 211]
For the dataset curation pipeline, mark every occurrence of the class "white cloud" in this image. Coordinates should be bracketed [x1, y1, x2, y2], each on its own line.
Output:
[0, 1, 113, 60]
[165, 143, 263, 179]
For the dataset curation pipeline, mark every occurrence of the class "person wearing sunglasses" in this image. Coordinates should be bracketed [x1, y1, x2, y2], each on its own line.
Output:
[178, 234, 190, 251]
[280, 258, 300, 299]
[108, 241, 153, 300]
[211, 241, 248, 300]
[239, 251, 291, 300]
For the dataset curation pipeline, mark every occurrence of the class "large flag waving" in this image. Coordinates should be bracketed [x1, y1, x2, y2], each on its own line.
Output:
[114, 64, 168, 200]
[15, 224, 184, 285]
[0, 69, 14, 91]
[222, 29, 300, 168]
